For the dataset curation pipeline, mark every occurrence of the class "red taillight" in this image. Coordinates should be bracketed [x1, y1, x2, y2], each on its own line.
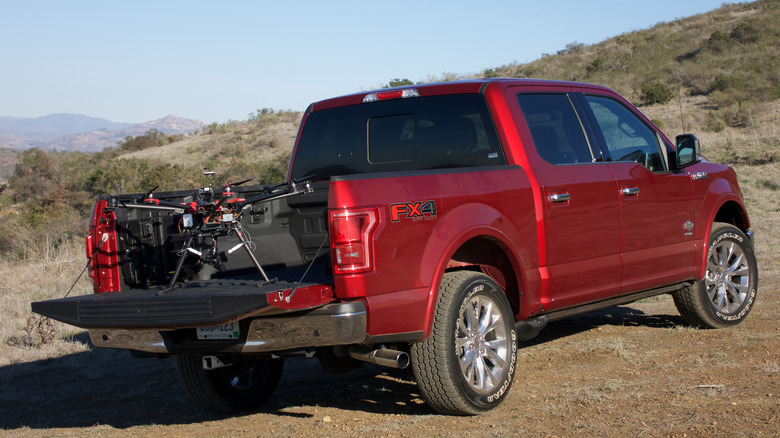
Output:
[330, 208, 378, 274]
[362, 88, 420, 103]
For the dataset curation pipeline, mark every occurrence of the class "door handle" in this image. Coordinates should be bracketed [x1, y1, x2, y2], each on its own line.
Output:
[549, 193, 571, 203]
[621, 187, 640, 196]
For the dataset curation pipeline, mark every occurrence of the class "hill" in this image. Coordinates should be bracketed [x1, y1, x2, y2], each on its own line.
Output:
[0, 114, 204, 152]
[478, 0, 779, 163]
[0, 113, 133, 138]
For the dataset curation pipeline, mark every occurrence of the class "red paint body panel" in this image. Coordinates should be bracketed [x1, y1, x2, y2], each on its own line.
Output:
[328, 167, 536, 336]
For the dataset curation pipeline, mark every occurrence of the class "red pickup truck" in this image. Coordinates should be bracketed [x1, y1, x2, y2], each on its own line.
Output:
[33, 78, 758, 416]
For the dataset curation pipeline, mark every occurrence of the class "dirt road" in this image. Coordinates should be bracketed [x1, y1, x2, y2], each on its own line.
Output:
[2, 267, 778, 437]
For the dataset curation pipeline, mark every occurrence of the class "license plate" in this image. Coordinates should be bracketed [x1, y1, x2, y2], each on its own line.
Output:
[197, 322, 239, 340]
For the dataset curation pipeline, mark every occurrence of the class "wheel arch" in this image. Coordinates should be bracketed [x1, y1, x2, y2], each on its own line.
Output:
[696, 184, 753, 279]
[713, 200, 751, 233]
[417, 202, 531, 339]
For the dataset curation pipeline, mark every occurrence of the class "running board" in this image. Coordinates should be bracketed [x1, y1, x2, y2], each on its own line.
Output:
[515, 282, 690, 341]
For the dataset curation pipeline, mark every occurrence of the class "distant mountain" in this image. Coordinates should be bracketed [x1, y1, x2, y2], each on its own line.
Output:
[0, 113, 133, 139]
[0, 114, 204, 152]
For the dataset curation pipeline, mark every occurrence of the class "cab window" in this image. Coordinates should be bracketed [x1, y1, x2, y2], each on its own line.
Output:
[517, 93, 594, 165]
[584, 95, 667, 172]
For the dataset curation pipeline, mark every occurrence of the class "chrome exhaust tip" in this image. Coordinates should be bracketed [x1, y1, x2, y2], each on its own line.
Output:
[348, 347, 410, 369]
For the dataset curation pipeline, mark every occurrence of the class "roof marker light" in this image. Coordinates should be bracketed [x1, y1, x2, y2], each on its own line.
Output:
[362, 88, 420, 103]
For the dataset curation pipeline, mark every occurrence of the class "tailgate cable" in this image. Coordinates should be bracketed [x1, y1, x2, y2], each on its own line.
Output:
[64, 233, 109, 298]
[285, 233, 329, 303]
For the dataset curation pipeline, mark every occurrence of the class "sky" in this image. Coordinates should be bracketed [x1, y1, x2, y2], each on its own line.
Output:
[0, 0, 734, 124]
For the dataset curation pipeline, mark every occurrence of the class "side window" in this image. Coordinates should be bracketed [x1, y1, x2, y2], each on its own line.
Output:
[517, 93, 593, 165]
[585, 95, 667, 172]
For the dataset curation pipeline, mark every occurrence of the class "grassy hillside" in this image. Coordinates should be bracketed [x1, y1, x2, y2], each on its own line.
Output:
[1, 0, 778, 264]
[480, 0, 780, 164]
[119, 110, 300, 186]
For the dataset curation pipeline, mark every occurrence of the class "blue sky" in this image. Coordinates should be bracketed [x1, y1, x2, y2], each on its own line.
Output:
[1, 0, 732, 124]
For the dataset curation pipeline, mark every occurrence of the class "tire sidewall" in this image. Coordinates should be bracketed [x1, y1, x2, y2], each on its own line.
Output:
[446, 275, 518, 410]
[699, 225, 758, 325]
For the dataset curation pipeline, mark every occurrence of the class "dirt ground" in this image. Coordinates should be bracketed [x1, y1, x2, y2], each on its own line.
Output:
[1, 264, 778, 438]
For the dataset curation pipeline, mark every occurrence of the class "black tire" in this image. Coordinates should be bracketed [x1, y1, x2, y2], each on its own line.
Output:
[410, 271, 518, 415]
[176, 355, 283, 413]
[673, 222, 758, 329]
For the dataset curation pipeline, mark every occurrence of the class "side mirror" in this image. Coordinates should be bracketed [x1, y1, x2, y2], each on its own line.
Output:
[676, 134, 701, 168]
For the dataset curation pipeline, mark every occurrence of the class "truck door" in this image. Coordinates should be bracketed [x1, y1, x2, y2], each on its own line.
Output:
[510, 90, 623, 310]
[579, 93, 696, 292]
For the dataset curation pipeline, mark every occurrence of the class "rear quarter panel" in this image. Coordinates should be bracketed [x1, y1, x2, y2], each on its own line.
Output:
[328, 166, 537, 338]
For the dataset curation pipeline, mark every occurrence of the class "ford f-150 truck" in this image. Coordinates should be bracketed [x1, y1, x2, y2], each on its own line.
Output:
[32, 78, 758, 416]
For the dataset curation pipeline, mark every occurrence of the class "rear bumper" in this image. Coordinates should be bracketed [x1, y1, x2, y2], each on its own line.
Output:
[89, 301, 367, 354]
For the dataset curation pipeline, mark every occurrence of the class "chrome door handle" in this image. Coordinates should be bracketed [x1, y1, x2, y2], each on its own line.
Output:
[549, 193, 571, 203]
[621, 187, 640, 196]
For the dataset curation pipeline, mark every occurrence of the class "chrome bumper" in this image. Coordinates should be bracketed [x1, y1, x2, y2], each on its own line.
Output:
[89, 301, 367, 354]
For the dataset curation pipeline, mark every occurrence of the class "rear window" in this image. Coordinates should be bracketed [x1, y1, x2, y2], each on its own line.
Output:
[291, 94, 505, 180]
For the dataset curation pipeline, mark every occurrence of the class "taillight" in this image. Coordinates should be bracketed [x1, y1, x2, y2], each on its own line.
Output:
[330, 208, 378, 274]
[87, 200, 120, 293]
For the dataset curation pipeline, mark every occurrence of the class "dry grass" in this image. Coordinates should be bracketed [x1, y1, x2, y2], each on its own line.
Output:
[0, 241, 93, 367]
[120, 117, 299, 171]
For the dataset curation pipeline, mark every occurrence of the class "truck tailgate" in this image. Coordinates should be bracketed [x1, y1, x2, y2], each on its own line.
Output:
[32, 279, 334, 329]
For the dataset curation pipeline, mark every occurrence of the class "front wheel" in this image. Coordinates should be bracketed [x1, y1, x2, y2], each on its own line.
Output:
[176, 355, 283, 413]
[673, 222, 758, 328]
[411, 271, 518, 415]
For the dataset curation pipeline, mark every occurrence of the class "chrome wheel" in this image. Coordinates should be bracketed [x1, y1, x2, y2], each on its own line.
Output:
[705, 240, 750, 314]
[411, 271, 517, 415]
[455, 294, 509, 394]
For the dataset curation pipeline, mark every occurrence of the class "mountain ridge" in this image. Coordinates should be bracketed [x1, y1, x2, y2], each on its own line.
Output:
[0, 114, 204, 152]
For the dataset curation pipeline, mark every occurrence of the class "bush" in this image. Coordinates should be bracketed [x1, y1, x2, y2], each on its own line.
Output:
[385, 78, 415, 88]
[705, 111, 727, 132]
[640, 80, 675, 105]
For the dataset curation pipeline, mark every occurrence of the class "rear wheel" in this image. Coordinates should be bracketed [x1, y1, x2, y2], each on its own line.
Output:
[411, 271, 518, 415]
[176, 355, 283, 413]
[673, 222, 758, 328]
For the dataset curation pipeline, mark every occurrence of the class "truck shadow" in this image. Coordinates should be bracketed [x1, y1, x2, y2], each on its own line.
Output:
[0, 342, 427, 430]
[0, 304, 684, 430]
[525, 305, 686, 346]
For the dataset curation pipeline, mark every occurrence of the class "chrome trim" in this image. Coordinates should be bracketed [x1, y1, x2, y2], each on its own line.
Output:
[691, 171, 709, 180]
[242, 306, 367, 352]
[549, 193, 571, 203]
[621, 187, 640, 196]
[89, 329, 169, 353]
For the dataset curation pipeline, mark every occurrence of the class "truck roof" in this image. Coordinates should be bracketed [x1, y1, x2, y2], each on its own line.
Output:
[309, 78, 615, 112]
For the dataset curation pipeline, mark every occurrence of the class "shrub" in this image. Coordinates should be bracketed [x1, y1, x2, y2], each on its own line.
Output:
[640, 80, 675, 105]
[705, 111, 727, 132]
[385, 78, 415, 88]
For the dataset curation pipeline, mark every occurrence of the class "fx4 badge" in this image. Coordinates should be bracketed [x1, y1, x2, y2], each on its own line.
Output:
[390, 201, 437, 222]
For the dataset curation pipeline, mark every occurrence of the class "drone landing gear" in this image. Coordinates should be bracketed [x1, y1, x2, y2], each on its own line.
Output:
[161, 225, 272, 294]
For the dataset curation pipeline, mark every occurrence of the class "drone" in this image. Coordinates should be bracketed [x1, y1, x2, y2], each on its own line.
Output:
[119, 171, 314, 291]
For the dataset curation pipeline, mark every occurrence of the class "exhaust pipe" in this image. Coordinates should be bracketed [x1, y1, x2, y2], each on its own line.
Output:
[349, 347, 410, 369]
